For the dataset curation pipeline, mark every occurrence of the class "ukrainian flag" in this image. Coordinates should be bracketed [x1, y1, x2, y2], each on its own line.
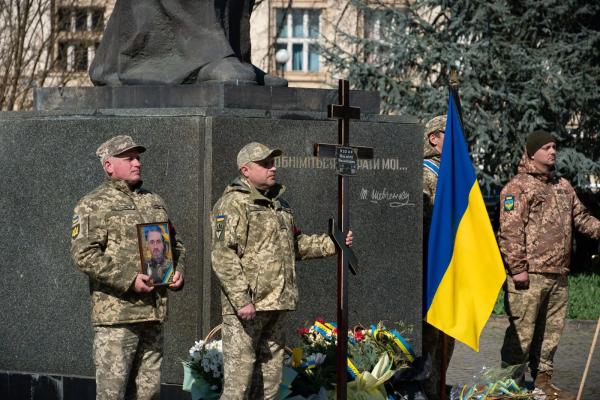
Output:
[424, 90, 505, 351]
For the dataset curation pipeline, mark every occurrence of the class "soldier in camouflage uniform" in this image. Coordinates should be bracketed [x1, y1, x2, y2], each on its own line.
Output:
[211, 142, 353, 400]
[71, 135, 186, 400]
[499, 130, 600, 399]
[422, 115, 456, 399]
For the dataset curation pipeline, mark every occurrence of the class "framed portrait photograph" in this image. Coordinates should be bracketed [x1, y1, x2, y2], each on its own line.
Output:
[136, 222, 175, 286]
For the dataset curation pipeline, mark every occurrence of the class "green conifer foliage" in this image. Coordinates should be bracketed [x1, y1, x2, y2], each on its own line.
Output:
[320, 0, 600, 191]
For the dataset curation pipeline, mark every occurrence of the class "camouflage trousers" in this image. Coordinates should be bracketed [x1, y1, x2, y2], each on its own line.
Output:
[220, 311, 286, 400]
[501, 273, 568, 379]
[422, 321, 455, 399]
[93, 322, 163, 400]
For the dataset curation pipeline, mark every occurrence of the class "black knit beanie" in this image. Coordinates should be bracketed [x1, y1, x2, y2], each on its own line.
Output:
[526, 130, 555, 156]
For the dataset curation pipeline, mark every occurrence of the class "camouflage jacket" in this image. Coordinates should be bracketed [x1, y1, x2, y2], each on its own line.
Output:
[423, 154, 441, 238]
[211, 177, 335, 315]
[71, 178, 186, 326]
[498, 154, 600, 275]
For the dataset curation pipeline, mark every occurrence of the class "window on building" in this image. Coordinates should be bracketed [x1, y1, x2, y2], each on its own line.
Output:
[364, 8, 400, 41]
[55, 6, 105, 72]
[56, 40, 100, 72]
[73, 42, 88, 71]
[56, 7, 105, 33]
[91, 9, 104, 32]
[56, 42, 69, 71]
[363, 7, 406, 63]
[364, 9, 381, 40]
[275, 8, 321, 72]
[57, 7, 71, 31]
[75, 8, 87, 31]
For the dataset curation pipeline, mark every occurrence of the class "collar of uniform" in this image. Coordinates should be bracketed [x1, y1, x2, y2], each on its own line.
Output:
[528, 167, 558, 184]
[236, 176, 252, 193]
[247, 182, 286, 204]
[517, 152, 558, 183]
[105, 178, 143, 193]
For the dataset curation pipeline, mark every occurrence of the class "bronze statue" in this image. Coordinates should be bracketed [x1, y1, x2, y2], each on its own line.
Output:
[90, 0, 286, 86]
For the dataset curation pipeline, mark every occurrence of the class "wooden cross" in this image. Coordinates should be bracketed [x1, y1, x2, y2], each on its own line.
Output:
[314, 79, 374, 400]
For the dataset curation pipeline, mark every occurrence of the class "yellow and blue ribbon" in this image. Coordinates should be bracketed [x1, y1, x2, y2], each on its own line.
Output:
[370, 325, 415, 362]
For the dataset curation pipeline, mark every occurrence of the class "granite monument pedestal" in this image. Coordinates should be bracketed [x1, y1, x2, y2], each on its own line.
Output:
[0, 84, 422, 399]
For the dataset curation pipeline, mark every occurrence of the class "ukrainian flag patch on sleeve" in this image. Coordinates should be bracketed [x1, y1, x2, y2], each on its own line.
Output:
[215, 214, 226, 241]
[503, 195, 515, 211]
[71, 214, 81, 239]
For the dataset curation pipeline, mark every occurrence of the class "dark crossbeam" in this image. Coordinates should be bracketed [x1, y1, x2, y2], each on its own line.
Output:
[314, 79, 373, 400]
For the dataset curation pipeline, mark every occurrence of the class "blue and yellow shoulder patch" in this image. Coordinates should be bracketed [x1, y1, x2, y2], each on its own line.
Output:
[503, 195, 515, 212]
[71, 214, 81, 239]
[215, 214, 226, 241]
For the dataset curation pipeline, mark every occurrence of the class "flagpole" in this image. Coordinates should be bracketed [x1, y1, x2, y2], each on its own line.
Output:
[438, 67, 462, 400]
[449, 67, 464, 129]
[577, 317, 600, 400]
[440, 333, 448, 400]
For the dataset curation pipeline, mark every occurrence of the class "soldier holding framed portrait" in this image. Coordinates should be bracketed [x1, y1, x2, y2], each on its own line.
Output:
[71, 135, 185, 400]
[138, 223, 175, 286]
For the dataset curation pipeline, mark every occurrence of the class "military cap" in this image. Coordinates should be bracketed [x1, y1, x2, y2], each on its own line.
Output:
[96, 135, 146, 163]
[237, 142, 282, 168]
[424, 115, 447, 138]
[526, 130, 555, 156]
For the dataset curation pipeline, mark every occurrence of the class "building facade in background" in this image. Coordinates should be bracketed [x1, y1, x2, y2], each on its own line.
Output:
[251, 0, 407, 88]
[50, 0, 116, 85]
[54, 1, 110, 75]
[0, 0, 116, 109]
[0, 0, 406, 110]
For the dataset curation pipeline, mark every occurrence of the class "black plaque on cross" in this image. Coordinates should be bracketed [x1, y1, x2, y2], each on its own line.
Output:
[314, 79, 374, 400]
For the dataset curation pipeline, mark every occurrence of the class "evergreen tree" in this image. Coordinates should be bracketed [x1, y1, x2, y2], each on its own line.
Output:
[320, 0, 600, 192]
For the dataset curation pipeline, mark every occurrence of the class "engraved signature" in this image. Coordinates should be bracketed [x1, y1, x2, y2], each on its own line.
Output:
[360, 187, 415, 208]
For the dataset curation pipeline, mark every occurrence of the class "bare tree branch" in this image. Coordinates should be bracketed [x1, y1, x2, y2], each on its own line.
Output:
[0, 0, 83, 110]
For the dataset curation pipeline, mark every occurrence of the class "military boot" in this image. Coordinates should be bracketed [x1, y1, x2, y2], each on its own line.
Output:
[533, 372, 575, 400]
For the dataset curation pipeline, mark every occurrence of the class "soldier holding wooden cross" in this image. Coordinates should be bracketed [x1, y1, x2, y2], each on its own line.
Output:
[210, 142, 353, 399]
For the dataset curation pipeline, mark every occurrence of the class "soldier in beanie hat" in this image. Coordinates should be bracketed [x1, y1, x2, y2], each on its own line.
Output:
[421, 115, 456, 399]
[526, 130, 556, 157]
[211, 142, 353, 400]
[71, 135, 186, 400]
[499, 130, 600, 399]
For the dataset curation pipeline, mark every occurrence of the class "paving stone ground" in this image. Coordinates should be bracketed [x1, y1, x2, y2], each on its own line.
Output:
[447, 316, 600, 399]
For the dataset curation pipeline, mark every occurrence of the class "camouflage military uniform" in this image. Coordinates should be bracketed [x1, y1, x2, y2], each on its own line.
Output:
[423, 153, 440, 243]
[211, 176, 335, 400]
[498, 153, 600, 379]
[71, 178, 185, 400]
[422, 115, 455, 400]
[423, 115, 446, 257]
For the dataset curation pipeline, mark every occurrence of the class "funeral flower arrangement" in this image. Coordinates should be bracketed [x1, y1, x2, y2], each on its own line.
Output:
[285, 319, 416, 399]
[183, 319, 539, 400]
[450, 365, 539, 400]
[182, 336, 223, 400]
[182, 319, 417, 400]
